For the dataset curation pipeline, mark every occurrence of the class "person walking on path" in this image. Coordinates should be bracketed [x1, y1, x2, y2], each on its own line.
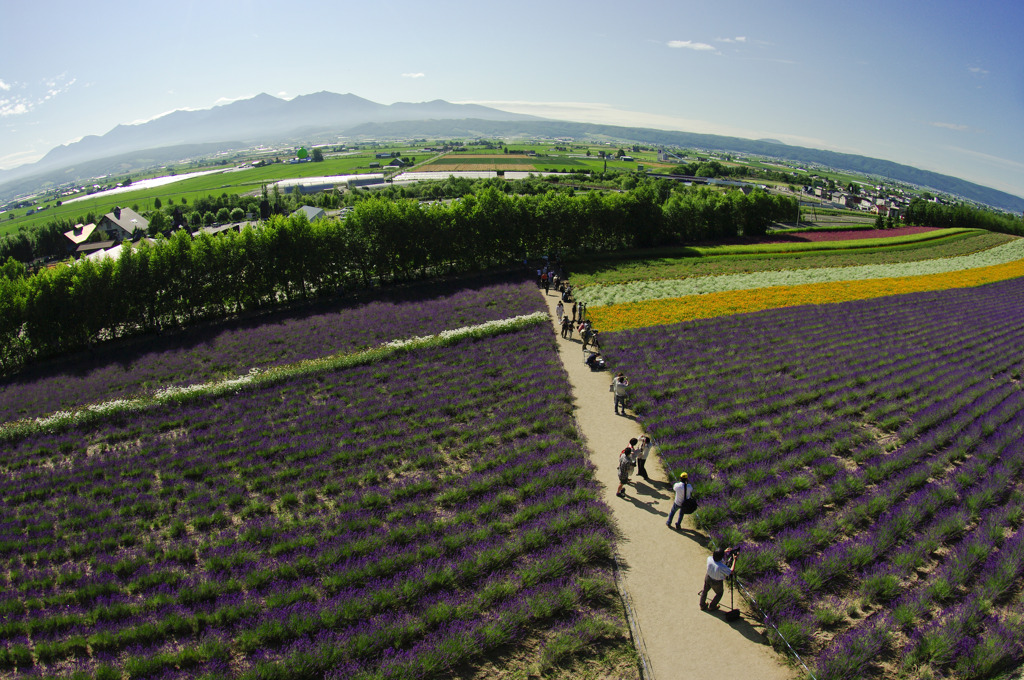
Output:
[611, 372, 629, 415]
[700, 548, 737, 611]
[636, 435, 652, 479]
[615, 445, 635, 498]
[536, 284, 791, 680]
[556, 299, 564, 324]
[571, 301, 578, 323]
[543, 273, 551, 295]
[666, 472, 694, 529]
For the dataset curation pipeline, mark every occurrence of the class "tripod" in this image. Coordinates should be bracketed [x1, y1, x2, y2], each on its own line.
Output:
[726, 561, 741, 621]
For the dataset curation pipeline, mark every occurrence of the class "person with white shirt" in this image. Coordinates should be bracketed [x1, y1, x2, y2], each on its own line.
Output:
[700, 548, 737, 611]
[666, 471, 693, 529]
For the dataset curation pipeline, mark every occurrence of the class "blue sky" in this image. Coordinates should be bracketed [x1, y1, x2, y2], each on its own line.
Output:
[2, 0, 1023, 200]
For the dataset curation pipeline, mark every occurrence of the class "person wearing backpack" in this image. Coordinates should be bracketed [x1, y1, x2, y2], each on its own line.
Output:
[666, 472, 695, 529]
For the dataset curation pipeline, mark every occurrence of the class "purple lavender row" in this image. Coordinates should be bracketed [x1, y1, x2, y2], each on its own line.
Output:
[0, 277, 545, 424]
[814, 492, 1024, 680]
[634, 307, 1019, 510]
[601, 280, 1024, 678]
[619, 279, 1023, 419]
[2, 327, 614, 675]
[756, 442, 1024, 677]
[748, 413, 1024, 616]
[733, 387, 1024, 582]
[646, 309, 1021, 447]
[612, 278, 1023, 404]
[683, 378, 1020, 547]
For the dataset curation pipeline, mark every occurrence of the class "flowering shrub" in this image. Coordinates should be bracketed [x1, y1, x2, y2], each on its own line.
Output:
[0, 324, 620, 678]
[0, 277, 544, 424]
[602, 277, 1024, 678]
[578, 237, 1024, 309]
[589, 255, 1024, 331]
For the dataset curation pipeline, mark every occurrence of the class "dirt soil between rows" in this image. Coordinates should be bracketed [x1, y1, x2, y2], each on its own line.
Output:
[539, 287, 795, 680]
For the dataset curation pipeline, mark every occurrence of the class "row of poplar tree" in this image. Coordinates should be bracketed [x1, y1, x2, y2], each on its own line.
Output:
[0, 182, 797, 373]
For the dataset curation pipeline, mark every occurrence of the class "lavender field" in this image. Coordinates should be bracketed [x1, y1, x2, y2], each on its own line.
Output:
[603, 277, 1024, 679]
[0, 277, 543, 425]
[0, 319, 628, 678]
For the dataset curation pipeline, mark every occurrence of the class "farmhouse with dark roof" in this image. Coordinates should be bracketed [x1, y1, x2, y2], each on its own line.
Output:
[97, 207, 148, 242]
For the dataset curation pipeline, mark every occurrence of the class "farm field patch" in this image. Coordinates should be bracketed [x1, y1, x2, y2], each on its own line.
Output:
[0, 277, 544, 425]
[588, 255, 1024, 331]
[1, 155, 380, 235]
[569, 230, 1012, 287]
[762, 226, 938, 242]
[0, 324, 627, 679]
[601, 277, 1024, 679]
[417, 154, 588, 173]
[578, 236, 1024, 312]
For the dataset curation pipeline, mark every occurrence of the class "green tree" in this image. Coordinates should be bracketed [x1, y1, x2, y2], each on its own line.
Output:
[312, 147, 324, 162]
[148, 211, 170, 236]
[0, 274, 29, 370]
[0, 256, 26, 280]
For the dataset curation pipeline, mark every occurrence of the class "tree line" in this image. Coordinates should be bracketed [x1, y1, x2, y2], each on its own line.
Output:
[904, 198, 1024, 236]
[0, 182, 795, 373]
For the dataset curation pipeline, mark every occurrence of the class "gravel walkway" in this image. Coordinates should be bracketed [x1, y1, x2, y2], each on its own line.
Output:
[540, 288, 793, 680]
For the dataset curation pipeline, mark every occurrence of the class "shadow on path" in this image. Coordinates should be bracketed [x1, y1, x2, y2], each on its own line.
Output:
[538, 288, 793, 680]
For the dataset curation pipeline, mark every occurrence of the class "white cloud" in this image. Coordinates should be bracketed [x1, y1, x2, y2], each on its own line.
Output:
[213, 94, 255, 106]
[0, 99, 29, 117]
[667, 40, 716, 51]
[402, 72, 426, 78]
[127, 108, 190, 125]
[0, 74, 75, 117]
[968, 66, 990, 75]
[930, 121, 970, 131]
[717, 36, 747, 43]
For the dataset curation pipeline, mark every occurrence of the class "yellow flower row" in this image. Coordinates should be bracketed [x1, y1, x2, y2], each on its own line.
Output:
[589, 258, 1024, 332]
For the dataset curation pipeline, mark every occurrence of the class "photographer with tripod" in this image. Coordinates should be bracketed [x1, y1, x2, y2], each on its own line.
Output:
[699, 547, 739, 612]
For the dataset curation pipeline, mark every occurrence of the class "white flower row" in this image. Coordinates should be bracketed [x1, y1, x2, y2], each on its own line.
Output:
[2, 313, 548, 438]
[579, 238, 1024, 308]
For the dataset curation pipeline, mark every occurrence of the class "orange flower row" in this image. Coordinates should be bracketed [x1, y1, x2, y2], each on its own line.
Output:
[589, 258, 1024, 332]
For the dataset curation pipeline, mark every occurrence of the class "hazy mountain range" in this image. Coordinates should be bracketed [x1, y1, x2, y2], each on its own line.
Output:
[2, 91, 1022, 213]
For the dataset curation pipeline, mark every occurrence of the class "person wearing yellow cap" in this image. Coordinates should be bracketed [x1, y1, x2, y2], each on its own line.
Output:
[666, 472, 694, 529]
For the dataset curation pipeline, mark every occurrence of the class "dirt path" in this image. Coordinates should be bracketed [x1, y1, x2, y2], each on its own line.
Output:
[540, 289, 794, 680]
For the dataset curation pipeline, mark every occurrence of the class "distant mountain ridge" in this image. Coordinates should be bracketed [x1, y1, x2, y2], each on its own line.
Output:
[1, 92, 1021, 213]
[0, 93, 540, 199]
